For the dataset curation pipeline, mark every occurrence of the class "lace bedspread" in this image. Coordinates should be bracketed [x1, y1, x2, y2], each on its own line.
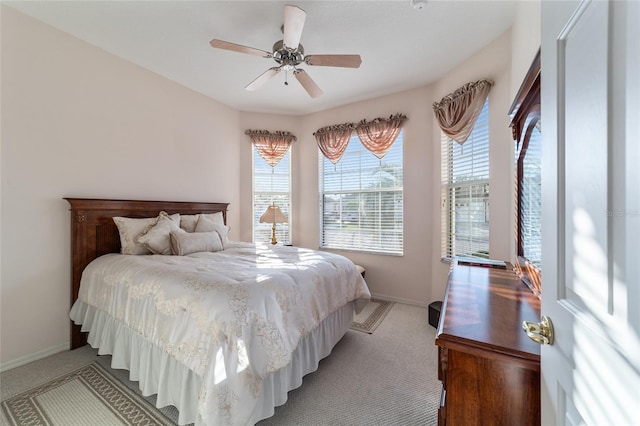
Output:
[70, 242, 370, 425]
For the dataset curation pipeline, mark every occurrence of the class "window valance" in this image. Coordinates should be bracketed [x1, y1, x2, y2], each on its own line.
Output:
[356, 113, 407, 159]
[313, 113, 407, 163]
[433, 79, 493, 145]
[245, 130, 296, 167]
[312, 123, 356, 164]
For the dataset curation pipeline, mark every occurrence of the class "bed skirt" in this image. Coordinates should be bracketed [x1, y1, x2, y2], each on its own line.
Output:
[70, 300, 355, 425]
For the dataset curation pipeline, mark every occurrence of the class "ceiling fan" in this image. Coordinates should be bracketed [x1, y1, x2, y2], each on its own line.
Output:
[209, 4, 362, 98]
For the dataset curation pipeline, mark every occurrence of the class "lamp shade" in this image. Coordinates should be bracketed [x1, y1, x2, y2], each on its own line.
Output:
[259, 204, 288, 224]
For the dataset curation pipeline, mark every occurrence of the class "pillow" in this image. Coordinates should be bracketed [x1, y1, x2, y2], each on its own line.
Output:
[180, 212, 225, 233]
[180, 214, 199, 233]
[136, 213, 184, 255]
[195, 214, 230, 246]
[200, 212, 225, 227]
[170, 230, 223, 256]
[113, 216, 158, 255]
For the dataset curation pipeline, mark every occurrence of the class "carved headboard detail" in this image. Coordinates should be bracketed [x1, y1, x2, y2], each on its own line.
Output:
[65, 198, 230, 349]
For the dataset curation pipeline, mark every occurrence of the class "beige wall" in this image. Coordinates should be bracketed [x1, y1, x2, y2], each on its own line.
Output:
[510, 0, 542, 101]
[240, 3, 541, 307]
[241, 28, 516, 306]
[428, 0, 541, 300]
[1, 2, 541, 368]
[295, 87, 435, 305]
[0, 7, 241, 369]
[429, 30, 515, 302]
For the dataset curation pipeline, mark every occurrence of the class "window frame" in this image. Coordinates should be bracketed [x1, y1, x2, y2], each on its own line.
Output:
[252, 145, 292, 245]
[440, 100, 490, 261]
[318, 130, 404, 255]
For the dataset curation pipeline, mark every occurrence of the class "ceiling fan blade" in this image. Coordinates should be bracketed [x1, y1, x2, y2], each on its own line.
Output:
[245, 67, 282, 91]
[294, 69, 323, 98]
[305, 54, 362, 68]
[283, 5, 306, 50]
[210, 39, 271, 58]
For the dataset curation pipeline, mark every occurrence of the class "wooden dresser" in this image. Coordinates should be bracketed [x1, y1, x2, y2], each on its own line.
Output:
[435, 259, 541, 425]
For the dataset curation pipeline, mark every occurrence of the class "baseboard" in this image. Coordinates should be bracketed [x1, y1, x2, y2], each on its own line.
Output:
[0, 342, 69, 373]
[370, 293, 429, 308]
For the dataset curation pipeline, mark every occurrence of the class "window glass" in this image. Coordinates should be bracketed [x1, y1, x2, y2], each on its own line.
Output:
[441, 101, 490, 260]
[320, 130, 403, 255]
[520, 123, 542, 267]
[253, 147, 291, 244]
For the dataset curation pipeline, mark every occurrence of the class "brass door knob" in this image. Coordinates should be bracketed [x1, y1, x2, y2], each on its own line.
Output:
[522, 315, 554, 345]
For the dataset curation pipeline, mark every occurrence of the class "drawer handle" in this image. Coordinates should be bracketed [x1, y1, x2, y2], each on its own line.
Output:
[522, 315, 554, 345]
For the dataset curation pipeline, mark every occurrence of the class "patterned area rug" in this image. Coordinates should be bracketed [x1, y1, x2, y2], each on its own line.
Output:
[350, 298, 395, 334]
[1, 362, 175, 426]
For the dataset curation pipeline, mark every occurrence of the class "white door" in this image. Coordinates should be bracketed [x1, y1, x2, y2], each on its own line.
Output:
[540, 0, 640, 424]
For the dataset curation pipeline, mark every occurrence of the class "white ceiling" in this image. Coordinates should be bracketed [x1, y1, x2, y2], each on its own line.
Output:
[5, 0, 517, 116]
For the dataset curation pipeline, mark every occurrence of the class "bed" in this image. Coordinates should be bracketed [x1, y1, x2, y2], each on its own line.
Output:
[65, 198, 370, 425]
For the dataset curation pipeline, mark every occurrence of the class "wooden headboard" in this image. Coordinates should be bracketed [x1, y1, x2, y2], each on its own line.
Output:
[65, 198, 230, 349]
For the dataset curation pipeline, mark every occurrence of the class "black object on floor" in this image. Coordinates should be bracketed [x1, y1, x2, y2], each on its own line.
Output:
[428, 301, 442, 329]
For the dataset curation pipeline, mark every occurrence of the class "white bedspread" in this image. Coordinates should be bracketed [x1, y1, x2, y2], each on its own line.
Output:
[70, 242, 370, 425]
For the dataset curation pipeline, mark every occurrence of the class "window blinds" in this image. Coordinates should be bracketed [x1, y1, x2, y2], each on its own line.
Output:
[520, 125, 542, 266]
[253, 147, 291, 244]
[320, 131, 404, 255]
[441, 101, 490, 259]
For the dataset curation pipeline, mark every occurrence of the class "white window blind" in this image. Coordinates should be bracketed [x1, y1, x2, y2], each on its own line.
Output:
[253, 146, 291, 244]
[519, 124, 542, 266]
[319, 130, 403, 255]
[441, 101, 489, 260]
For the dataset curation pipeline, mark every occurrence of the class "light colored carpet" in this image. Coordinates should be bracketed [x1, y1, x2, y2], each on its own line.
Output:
[1, 303, 440, 426]
[350, 298, 395, 333]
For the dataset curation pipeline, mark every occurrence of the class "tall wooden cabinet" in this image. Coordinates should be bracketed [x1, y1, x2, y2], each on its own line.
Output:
[435, 259, 541, 425]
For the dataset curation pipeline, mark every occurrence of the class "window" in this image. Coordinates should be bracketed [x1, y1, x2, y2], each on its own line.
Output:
[518, 122, 542, 267]
[319, 130, 403, 255]
[253, 146, 291, 244]
[441, 100, 490, 260]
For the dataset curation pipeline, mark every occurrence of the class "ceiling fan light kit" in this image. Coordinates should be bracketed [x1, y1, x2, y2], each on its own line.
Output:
[210, 4, 362, 98]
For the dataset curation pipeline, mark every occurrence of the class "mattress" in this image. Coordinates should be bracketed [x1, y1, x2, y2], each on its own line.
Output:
[70, 242, 370, 425]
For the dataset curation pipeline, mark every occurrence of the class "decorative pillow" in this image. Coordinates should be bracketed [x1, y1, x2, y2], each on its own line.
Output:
[170, 230, 223, 256]
[113, 216, 158, 255]
[195, 214, 230, 246]
[200, 212, 225, 227]
[136, 213, 184, 255]
[180, 214, 199, 233]
[180, 212, 225, 233]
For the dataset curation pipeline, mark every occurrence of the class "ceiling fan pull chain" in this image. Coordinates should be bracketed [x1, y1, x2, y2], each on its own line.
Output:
[284, 70, 289, 86]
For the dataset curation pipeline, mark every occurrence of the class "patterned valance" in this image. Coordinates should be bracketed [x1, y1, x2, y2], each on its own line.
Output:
[313, 113, 407, 163]
[313, 123, 356, 164]
[245, 130, 296, 167]
[356, 113, 407, 159]
[433, 79, 493, 145]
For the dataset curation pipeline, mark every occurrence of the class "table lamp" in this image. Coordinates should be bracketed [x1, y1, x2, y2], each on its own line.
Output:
[259, 203, 288, 245]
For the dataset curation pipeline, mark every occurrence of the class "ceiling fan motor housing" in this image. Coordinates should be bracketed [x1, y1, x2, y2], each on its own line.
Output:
[272, 40, 304, 69]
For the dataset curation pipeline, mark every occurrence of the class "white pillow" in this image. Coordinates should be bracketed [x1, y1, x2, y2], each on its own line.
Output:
[170, 230, 223, 256]
[113, 216, 158, 255]
[180, 214, 199, 233]
[136, 213, 184, 255]
[195, 214, 230, 246]
[200, 212, 225, 227]
[180, 212, 225, 233]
